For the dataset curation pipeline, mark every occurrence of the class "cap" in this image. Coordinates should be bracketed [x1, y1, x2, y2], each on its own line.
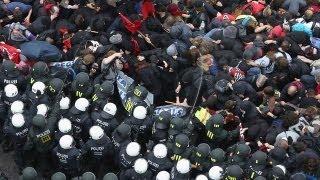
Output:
[114, 124, 131, 140]
[134, 158, 148, 174]
[176, 159, 191, 174]
[51, 172, 66, 180]
[155, 111, 171, 130]
[89, 126, 104, 140]
[269, 147, 287, 166]
[153, 143, 168, 158]
[196, 143, 211, 158]
[207, 114, 224, 128]
[250, 150, 267, 170]
[82, 172, 96, 180]
[235, 144, 251, 157]
[126, 142, 141, 157]
[75, 72, 90, 87]
[156, 171, 170, 180]
[133, 85, 148, 100]
[169, 117, 184, 135]
[2, 60, 17, 76]
[59, 97, 70, 110]
[225, 165, 243, 179]
[269, 165, 286, 179]
[32, 114, 47, 128]
[209, 166, 223, 180]
[59, 135, 74, 149]
[22, 167, 38, 180]
[196, 175, 208, 180]
[99, 81, 114, 96]
[210, 148, 225, 163]
[11, 100, 24, 114]
[58, 118, 72, 133]
[173, 134, 189, 154]
[12, 113, 25, 128]
[31, 61, 49, 78]
[103, 173, 118, 180]
[4, 84, 18, 98]
[48, 78, 64, 95]
[133, 106, 147, 120]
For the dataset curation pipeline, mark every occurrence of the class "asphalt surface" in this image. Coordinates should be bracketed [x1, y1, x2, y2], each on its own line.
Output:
[0, 147, 19, 179]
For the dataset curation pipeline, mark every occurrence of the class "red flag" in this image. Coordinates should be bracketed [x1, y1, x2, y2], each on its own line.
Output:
[131, 37, 141, 55]
[141, 0, 155, 20]
[0, 42, 21, 64]
[119, 13, 142, 34]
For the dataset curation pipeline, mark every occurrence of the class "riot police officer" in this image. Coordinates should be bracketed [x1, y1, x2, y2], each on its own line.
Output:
[52, 135, 81, 178]
[26, 81, 49, 116]
[91, 81, 114, 111]
[24, 114, 57, 177]
[111, 124, 132, 153]
[70, 72, 93, 101]
[0, 60, 26, 92]
[168, 117, 193, 142]
[27, 61, 51, 90]
[208, 166, 224, 180]
[3, 113, 30, 171]
[170, 159, 191, 180]
[245, 150, 268, 179]
[227, 143, 251, 169]
[55, 118, 73, 141]
[146, 143, 173, 174]
[124, 85, 149, 115]
[189, 143, 211, 176]
[47, 78, 65, 109]
[121, 158, 153, 180]
[155, 171, 170, 180]
[124, 106, 152, 145]
[209, 148, 226, 167]
[149, 111, 172, 146]
[119, 142, 142, 176]
[66, 98, 92, 146]
[91, 102, 119, 137]
[167, 133, 192, 163]
[224, 165, 244, 180]
[81, 126, 114, 176]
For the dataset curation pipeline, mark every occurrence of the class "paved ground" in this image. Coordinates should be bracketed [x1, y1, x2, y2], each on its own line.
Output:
[0, 147, 19, 179]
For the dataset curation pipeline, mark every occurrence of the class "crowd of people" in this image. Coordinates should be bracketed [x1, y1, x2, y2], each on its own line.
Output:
[0, 0, 320, 179]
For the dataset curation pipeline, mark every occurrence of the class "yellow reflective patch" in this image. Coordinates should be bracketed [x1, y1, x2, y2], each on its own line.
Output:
[134, 89, 142, 97]
[92, 94, 98, 102]
[175, 143, 181, 148]
[211, 158, 216, 162]
[40, 135, 51, 143]
[251, 172, 255, 179]
[76, 91, 83, 97]
[196, 152, 202, 157]
[30, 78, 35, 84]
[49, 85, 55, 93]
[125, 99, 134, 112]
[207, 131, 215, 139]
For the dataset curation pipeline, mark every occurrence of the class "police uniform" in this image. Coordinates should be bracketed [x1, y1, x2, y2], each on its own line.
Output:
[146, 152, 173, 174]
[70, 72, 93, 101]
[91, 81, 114, 111]
[150, 111, 172, 145]
[224, 165, 244, 180]
[245, 151, 268, 179]
[124, 86, 149, 115]
[209, 148, 226, 167]
[111, 124, 132, 167]
[0, 60, 26, 92]
[81, 135, 114, 175]
[167, 134, 192, 163]
[168, 117, 193, 142]
[91, 110, 119, 137]
[227, 143, 251, 169]
[121, 168, 153, 180]
[189, 143, 211, 176]
[52, 143, 81, 178]
[26, 62, 51, 91]
[123, 115, 153, 144]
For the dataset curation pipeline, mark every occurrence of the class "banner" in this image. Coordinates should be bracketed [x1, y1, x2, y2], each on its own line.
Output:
[154, 105, 188, 118]
[116, 71, 153, 106]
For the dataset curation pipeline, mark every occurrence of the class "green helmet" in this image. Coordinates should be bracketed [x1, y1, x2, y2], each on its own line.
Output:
[21, 167, 37, 180]
[51, 172, 66, 180]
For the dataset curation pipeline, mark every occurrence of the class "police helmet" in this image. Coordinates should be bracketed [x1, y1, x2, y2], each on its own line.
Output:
[89, 126, 104, 140]
[32, 114, 47, 128]
[196, 174, 208, 180]
[103, 103, 117, 116]
[82, 172, 96, 180]
[32, 81, 46, 95]
[22, 167, 38, 180]
[134, 158, 148, 174]
[126, 142, 141, 157]
[74, 98, 89, 111]
[176, 159, 191, 174]
[156, 171, 170, 180]
[58, 118, 72, 133]
[36, 104, 48, 116]
[48, 78, 64, 95]
[51, 172, 66, 180]
[11, 100, 24, 114]
[59, 97, 70, 110]
[11, 113, 25, 128]
[31, 61, 49, 78]
[153, 143, 168, 158]
[4, 84, 18, 98]
[59, 135, 74, 149]
[209, 166, 223, 180]
[75, 72, 90, 87]
[133, 106, 147, 120]
[103, 173, 118, 180]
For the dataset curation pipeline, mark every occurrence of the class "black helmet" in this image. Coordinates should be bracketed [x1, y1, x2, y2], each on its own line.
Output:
[2, 60, 18, 77]
[210, 148, 226, 163]
[116, 124, 131, 139]
[155, 111, 172, 130]
[82, 172, 96, 180]
[51, 172, 66, 180]
[133, 85, 148, 100]
[48, 78, 64, 95]
[32, 114, 47, 128]
[195, 143, 211, 158]
[31, 62, 49, 78]
[74, 72, 90, 87]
